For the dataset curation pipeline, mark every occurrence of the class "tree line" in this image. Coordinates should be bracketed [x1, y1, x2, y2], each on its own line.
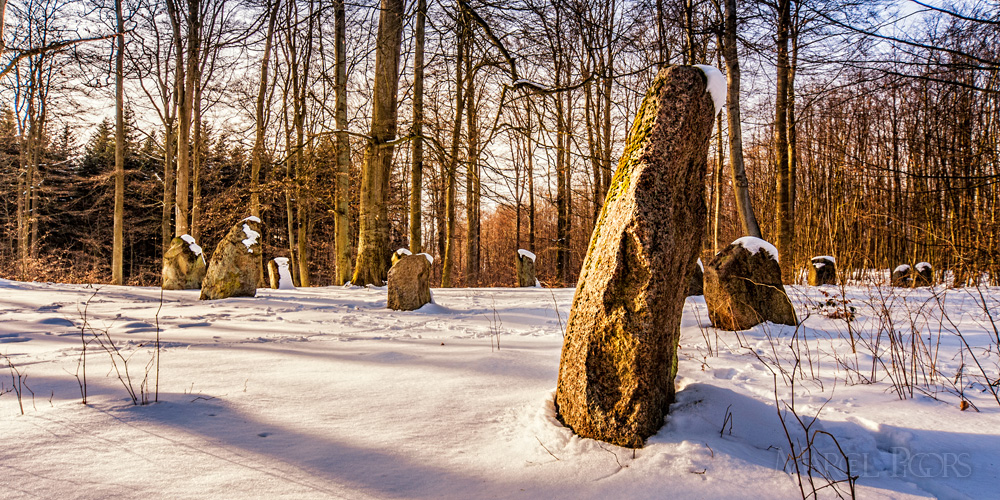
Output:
[1, 0, 997, 287]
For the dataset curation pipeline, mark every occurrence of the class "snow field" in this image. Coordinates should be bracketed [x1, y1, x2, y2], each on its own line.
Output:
[1, 280, 998, 499]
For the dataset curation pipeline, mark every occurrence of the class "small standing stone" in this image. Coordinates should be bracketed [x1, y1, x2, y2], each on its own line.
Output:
[807, 255, 837, 286]
[891, 264, 912, 287]
[387, 254, 432, 310]
[268, 257, 295, 289]
[913, 262, 934, 287]
[687, 258, 704, 296]
[703, 237, 798, 330]
[555, 66, 717, 448]
[162, 235, 206, 290]
[516, 249, 538, 287]
[200, 217, 263, 300]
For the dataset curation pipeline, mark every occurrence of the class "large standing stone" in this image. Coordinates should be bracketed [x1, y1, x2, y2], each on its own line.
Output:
[162, 235, 206, 290]
[891, 264, 912, 287]
[268, 257, 295, 289]
[516, 249, 538, 287]
[200, 217, 263, 300]
[387, 254, 432, 310]
[913, 262, 934, 287]
[807, 255, 837, 286]
[554, 66, 716, 448]
[687, 258, 704, 296]
[703, 237, 798, 330]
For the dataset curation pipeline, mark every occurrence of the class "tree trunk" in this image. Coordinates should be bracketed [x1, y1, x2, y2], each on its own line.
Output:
[282, 72, 298, 284]
[112, 0, 125, 285]
[408, 0, 426, 255]
[191, 74, 203, 241]
[464, 54, 480, 285]
[527, 106, 536, 254]
[333, 0, 352, 284]
[723, 0, 762, 238]
[162, 118, 176, 252]
[440, 8, 465, 288]
[251, 0, 280, 220]
[295, 0, 314, 287]
[774, 0, 793, 282]
[351, 0, 405, 286]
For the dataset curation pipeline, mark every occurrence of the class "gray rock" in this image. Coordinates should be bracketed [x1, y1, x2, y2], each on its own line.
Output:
[387, 254, 432, 310]
[913, 262, 933, 287]
[516, 249, 537, 287]
[200, 217, 263, 300]
[807, 256, 837, 286]
[891, 264, 912, 287]
[554, 66, 715, 448]
[704, 238, 798, 330]
[162, 235, 206, 290]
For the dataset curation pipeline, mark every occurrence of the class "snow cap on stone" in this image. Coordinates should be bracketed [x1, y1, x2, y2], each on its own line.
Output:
[180, 234, 203, 256]
[812, 255, 835, 264]
[242, 224, 260, 253]
[732, 236, 779, 263]
[916, 262, 932, 272]
[396, 248, 412, 256]
[517, 249, 537, 262]
[694, 65, 726, 115]
[418, 253, 434, 265]
[894, 264, 911, 273]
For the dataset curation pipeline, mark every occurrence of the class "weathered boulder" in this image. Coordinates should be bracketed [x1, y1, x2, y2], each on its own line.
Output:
[891, 264, 911, 287]
[554, 65, 717, 448]
[200, 217, 263, 300]
[268, 257, 295, 289]
[704, 237, 798, 330]
[913, 262, 933, 287]
[387, 254, 432, 311]
[162, 235, 206, 290]
[516, 249, 538, 287]
[687, 258, 704, 296]
[807, 255, 837, 286]
[391, 248, 412, 267]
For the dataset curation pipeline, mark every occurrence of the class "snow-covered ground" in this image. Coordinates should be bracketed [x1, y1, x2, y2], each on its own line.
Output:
[1, 279, 998, 499]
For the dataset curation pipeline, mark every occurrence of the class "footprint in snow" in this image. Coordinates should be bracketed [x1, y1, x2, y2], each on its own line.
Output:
[0, 333, 30, 343]
[37, 317, 75, 327]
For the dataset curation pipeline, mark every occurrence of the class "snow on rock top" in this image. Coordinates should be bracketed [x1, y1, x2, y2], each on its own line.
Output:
[418, 253, 434, 265]
[242, 216, 261, 223]
[732, 236, 779, 263]
[916, 262, 932, 272]
[179, 234, 203, 256]
[694, 64, 726, 116]
[697, 258, 704, 272]
[894, 264, 911, 273]
[812, 255, 835, 264]
[396, 248, 412, 256]
[242, 224, 260, 253]
[517, 249, 536, 262]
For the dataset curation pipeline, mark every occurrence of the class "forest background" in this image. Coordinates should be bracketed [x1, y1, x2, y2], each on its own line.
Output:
[1, 0, 997, 288]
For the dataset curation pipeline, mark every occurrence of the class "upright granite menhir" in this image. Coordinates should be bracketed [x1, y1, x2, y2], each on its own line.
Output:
[200, 217, 263, 300]
[554, 66, 718, 448]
